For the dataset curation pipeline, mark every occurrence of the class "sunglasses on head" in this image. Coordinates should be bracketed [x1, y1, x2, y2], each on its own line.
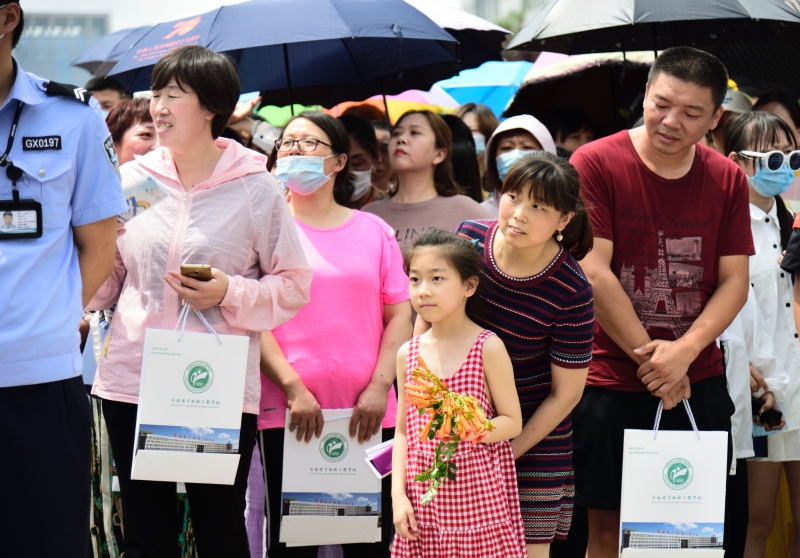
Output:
[738, 150, 800, 173]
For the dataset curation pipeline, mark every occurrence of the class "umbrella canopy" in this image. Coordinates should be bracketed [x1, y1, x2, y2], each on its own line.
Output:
[715, 28, 800, 93]
[507, 0, 800, 55]
[437, 60, 533, 117]
[403, 0, 510, 69]
[324, 84, 460, 123]
[70, 26, 151, 76]
[503, 51, 654, 138]
[108, 0, 459, 106]
[256, 104, 322, 127]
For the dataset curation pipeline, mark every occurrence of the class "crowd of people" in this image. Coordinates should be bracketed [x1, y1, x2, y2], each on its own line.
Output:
[3, 1, 800, 556]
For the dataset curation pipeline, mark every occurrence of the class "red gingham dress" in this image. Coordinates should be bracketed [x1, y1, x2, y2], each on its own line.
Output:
[391, 331, 528, 558]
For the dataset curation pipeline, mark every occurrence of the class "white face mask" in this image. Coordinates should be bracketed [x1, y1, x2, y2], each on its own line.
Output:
[101, 109, 109, 120]
[350, 168, 373, 200]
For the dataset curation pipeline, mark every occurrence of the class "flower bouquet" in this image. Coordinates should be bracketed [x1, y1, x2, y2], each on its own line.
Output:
[405, 357, 495, 505]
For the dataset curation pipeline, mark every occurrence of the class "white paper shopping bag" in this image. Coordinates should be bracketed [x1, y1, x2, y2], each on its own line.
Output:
[619, 400, 728, 557]
[279, 410, 382, 547]
[131, 304, 249, 485]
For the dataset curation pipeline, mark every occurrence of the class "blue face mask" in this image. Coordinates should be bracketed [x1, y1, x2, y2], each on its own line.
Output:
[747, 161, 795, 198]
[275, 155, 334, 195]
[472, 132, 486, 155]
[496, 149, 531, 182]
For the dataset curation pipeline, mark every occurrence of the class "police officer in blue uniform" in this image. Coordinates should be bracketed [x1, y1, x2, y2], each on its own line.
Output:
[0, 2, 128, 555]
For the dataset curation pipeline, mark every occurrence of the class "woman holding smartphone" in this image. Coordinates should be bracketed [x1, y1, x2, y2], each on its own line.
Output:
[87, 45, 311, 557]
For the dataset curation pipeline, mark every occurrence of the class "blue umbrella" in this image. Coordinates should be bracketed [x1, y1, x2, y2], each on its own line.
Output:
[436, 61, 533, 118]
[70, 26, 151, 77]
[108, 0, 460, 108]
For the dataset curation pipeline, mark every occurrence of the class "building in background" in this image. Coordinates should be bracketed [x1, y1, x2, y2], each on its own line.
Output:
[15, 13, 107, 84]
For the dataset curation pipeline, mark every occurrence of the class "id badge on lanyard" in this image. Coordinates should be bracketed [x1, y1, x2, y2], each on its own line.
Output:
[0, 101, 43, 240]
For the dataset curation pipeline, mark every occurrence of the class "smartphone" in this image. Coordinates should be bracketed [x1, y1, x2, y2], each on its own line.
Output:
[180, 264, 212, 282]
[751, 396, 784, 428]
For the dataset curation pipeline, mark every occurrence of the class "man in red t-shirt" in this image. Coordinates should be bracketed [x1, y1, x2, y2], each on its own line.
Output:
[570, 46, 754, 557]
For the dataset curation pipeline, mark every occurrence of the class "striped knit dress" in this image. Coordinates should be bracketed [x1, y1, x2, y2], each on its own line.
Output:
[455, 220, 595, 544]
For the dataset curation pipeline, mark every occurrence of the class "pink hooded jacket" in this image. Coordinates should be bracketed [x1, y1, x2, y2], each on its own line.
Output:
[89, 139, 311, 414]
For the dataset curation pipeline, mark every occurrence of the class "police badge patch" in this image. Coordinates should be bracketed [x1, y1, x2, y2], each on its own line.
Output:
[103, 134, 120, 177]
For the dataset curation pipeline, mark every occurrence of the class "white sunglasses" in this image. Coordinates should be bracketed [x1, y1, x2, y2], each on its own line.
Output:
[738, 150, 800, 173]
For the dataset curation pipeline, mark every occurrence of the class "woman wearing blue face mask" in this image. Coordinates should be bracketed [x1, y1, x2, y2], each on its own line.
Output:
[338, 114, 387, 209]
[482, 115, 558, 216]
[724, 111, 800, 558]
[263, 112, 413, 558]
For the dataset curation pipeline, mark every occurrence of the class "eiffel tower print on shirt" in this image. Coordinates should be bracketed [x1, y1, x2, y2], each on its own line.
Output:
[620, 230, 696, 340]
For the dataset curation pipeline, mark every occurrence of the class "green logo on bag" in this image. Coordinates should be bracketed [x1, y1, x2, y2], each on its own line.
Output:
[183, 361, 213, 394]
[663, 458, 694, 490]
[320, 433, 348, 462]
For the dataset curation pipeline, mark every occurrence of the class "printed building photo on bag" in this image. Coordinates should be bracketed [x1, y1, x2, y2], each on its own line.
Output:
[136, 424, 240, 455]
[620, 522, 724, 553]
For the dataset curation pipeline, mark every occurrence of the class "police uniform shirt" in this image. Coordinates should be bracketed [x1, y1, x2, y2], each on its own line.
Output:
[0, 59, 127, 388]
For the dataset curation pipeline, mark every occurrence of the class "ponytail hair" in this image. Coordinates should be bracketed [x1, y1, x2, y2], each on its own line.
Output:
[500, 151, 594, 260]
[403, 228, 487, 321]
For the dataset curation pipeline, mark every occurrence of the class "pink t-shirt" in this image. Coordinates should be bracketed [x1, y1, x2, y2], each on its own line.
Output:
[258, 211, 409, 430]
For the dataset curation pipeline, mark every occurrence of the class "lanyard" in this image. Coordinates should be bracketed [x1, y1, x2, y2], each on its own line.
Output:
[0, 100, 23, 168]
[1, 101, 24, 201]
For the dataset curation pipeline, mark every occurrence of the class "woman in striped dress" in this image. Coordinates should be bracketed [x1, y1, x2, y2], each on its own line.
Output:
[454, 152, 595, 558]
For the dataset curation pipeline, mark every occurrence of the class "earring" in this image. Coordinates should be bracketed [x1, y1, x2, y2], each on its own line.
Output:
[556, 230, 563, 242]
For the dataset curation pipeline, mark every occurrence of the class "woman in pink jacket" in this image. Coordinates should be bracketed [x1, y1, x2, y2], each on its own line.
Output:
[88, 46, 312, 557]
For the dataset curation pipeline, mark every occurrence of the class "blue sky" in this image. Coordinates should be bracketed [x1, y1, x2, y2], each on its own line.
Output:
[621, 522, 724, 543]
[283, 492, 381, 513]
[139, 424, 240, 450]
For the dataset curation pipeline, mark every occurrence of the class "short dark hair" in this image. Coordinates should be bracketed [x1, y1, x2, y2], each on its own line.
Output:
[442, 114, 482, 203]
[393, 110, 461, 197]
[151, 45, 240, 139]
[455, 103, 499, 140]
[12, 4, 23, 50]
[281, 111, 354, 205]
[501, 151, 593, 260]
[544, 107, 593, 143]
[403, 228, 487, 321]
[105, 97, 152, 146]
[342, 104, 385, 122]
[555, 145, 573, 159]
[370, 120, 391, 134]
[647, 46, 729, 109]
[85, 76, 126, 96]
[753, 92, 800, 130]
[724, 110, 798, 251]
[338, 114, 379, 160]
[3, 211, 11, 217]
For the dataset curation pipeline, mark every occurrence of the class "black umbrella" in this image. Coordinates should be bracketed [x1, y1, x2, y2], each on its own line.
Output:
[507, 0, 800, 55]
[108, 0, 459, 108]
[714, 28, 800, 93]
[503, 52, 653, 137]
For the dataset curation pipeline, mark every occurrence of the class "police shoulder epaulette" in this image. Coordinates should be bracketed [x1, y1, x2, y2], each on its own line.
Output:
[45, 81, 91, 105]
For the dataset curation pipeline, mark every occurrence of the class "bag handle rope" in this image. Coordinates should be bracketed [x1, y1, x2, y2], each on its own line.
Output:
[174, 302, 222, 344]
[653, 399, 700, 441]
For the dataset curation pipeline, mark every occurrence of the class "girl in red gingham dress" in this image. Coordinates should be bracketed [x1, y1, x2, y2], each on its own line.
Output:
[392, 229, 527, 558]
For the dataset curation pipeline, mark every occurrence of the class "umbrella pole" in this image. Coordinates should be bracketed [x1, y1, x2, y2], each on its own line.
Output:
[380, 77, 391, 126]
[283, 43, 294, 116]
[652, 22, 658, 59]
